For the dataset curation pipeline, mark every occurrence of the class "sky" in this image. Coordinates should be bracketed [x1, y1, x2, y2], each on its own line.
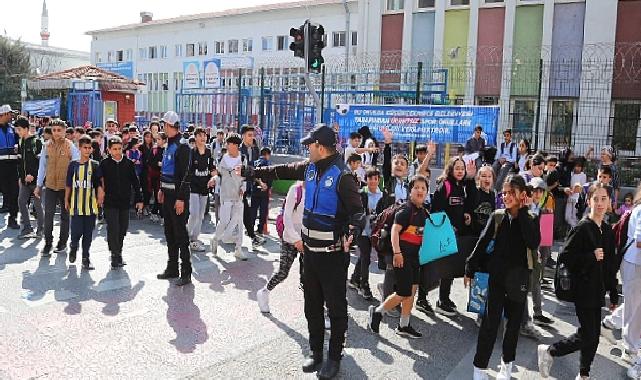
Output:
[4, 0, 303, 52]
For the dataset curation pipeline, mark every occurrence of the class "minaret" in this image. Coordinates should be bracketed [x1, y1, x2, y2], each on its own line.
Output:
[40, 0, 50, 47]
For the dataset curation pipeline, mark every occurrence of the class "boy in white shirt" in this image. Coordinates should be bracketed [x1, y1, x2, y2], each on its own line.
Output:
[344, 132, 377, 163]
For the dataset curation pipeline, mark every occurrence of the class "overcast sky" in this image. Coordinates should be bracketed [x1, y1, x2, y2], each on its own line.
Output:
[5, 0, 302, 51]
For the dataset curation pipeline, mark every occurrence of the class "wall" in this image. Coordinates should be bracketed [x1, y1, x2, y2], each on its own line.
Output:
[549, 2, 585, 98]
[475, 7, 505, 97]
[380, 13, 404, 90]
[511, 4, 544, 97]
[411, 11, 435, 62]
[442, 9, 470, 98]
[612, 0, 641, 100]
[101, 91, 136, 124]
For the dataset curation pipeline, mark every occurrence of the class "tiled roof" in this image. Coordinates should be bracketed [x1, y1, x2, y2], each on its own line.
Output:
[34, 65, 143, 85]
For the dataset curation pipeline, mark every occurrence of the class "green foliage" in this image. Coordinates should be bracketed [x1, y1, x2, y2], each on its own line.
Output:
[0, 36, 31, 109]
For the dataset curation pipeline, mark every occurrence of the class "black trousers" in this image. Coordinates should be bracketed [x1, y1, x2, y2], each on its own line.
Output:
[254, 193, 269, 234]
[243, 196, 259, 239]
[549, 306, 601, 377]
[0, 161, 18, 218]
[70, 215, 95, 258]
[303, 249, 349, 361]
[104, 207, 129, 256]
[351, 235, 372, 286]
[473, 275, 526, 368]
[162, 190, 191, 277]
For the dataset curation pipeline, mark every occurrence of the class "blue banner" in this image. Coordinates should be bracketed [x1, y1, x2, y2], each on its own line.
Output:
[22, 98, 61, 117]
[328, 104, 499, 145]
[97, 62, 134, 79]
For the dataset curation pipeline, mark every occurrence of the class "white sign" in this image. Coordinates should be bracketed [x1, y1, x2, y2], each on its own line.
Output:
[183, 61, 201, 89]
[204, 59, 221, 88]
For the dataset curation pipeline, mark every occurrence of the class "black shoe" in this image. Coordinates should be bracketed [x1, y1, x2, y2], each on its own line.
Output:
[157, 272, 179, 280]
[69, 247, 77, 263]
[302, 352, 323, 373]
[41, 244, 52, 258]
[54, 243, 66, 254]
[416, 299, 435, 315]
[176, 277, 192, 286]
[436, 300, 457, 316]
[359, 285, 373, 301]
[545, 258, 557, 269]
[8, 219, 20, 230]
[395, 324, 422, 339]
[533, 315, 554, 325]
[367, 305, 383, 334]
[347, 277, 360, 290]
[317, 359, 340, 379]
[82, 259, 95, 270]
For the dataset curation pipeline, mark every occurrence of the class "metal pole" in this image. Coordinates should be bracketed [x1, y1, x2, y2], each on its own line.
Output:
[533, 58, 543, 151]
[343, 0, 350, 73]
[237, 68, 242, 133]
[259, 67, 265, 130]
[320, 65, 326, 123]
[415, 61, 423, 105]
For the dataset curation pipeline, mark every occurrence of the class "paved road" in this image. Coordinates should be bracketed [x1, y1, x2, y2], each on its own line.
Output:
[0, 204, 632, 379]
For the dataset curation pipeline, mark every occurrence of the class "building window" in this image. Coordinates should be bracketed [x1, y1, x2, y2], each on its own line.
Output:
[115, 50, 123, 62]
[125, 49, 132, 61]
[510, 99, 536, 141]
[174, 72, 183, 92]
[351, 31, 358, 46]
[549, 100, 574, 147]
[149, 46, 158, 59]
[198, 42, 208, 56]
[242, 38, 253, 52]
[387, 0, 404, 11]
[450, 0, 470, 5]
[484, 0, 504, 3]
[612, 103, 640, 152]
[215, 41, 225, 54]
[277, 36, 288, 51]
[161, 73, 169, 91]
[138, 48, 146, 59]
[186, 43, 195, 57]
[175, 44, 183, 57]
[228, 39, 239, 54]
[107, 51, 113, 62]
[262, 36, 273, 51]
[95, 52, 102, 63]
[160, 46, 168, 59]
[418, 0, 435, 7]
[333, 32, 346, 48]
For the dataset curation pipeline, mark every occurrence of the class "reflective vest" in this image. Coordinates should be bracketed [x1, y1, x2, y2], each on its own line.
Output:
[0, 124, 17, 160]
[302, 157, 347, 252]
[161, 140, 180, 184]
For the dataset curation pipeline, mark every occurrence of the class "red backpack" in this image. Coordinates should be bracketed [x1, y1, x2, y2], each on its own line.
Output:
[276, 184, 303, 240]
[613, 209, 634, 257]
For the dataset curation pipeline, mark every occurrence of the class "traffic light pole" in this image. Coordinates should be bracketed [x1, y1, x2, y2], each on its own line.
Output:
[303, 21, 323, 124]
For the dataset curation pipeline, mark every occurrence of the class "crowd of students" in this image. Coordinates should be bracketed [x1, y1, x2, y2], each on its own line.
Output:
[1, 108, 640, 379]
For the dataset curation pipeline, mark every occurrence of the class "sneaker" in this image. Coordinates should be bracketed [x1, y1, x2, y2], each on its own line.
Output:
[81, 259, 95, 271]
[537, 344, 553, 378]
[575, 375, 589, 380]
[359, 285, 373, 301]
[496, 361, 513, 380]
[395, 324, 422, 339]
[521, 323, 542, 341]
[35, 230, 43, 239]
[189, 241, 206, 252]
[324, 315, 331, 330]
[252, 236, 266, 246]
[234, 246, 248, 261]
[7, 218, 20, 230]
[69, 247, 77, 264]
[347, 277, 360, 290]
[210, 237, 218, 256]
[41, 244, 52, 257]
[473, 366, 489, 380]
[416, 299, 434, 315]
[534, 314, 554, 325]
[436, 300, 457, 316]
[143, 208, 150, 216]
[17, 230, 36, 240]
[628, 362, 641, 379]
[54, 244, 66, 254]
[367, 305, 383, 334]
[257, 287, 270, 313]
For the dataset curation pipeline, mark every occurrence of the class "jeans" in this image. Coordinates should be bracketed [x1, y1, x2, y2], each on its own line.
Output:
[70, 215, 96, 258]
[187, 193, 208, 242]
[44, 188, 69, 246]
[351, 235, 372, 286]
[18, 182, 43, 233]
[104, 208, 129, 256]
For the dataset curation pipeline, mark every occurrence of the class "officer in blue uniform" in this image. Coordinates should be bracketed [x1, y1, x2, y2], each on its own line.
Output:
[156, 111, 193, 286]
[0, 105, 20, 229]
[248, 124, 365, 380]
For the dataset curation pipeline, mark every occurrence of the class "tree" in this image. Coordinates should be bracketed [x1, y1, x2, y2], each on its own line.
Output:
[0, 36, 31, 110]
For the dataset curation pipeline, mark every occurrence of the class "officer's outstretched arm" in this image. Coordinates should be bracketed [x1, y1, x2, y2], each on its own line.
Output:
[244, 160, 309, 181]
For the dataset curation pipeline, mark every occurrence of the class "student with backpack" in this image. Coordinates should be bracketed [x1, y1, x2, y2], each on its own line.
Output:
[465, 174, 540, 380]
[493, 129, 517, 192]
[538, 182, 618, 380]
[256, 181, 304, 313]
[348, 169, 384, 301]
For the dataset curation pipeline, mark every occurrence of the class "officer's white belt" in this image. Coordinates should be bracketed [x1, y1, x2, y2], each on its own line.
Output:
[305, 245, 342, 253]
[0, 155, 18, 160]
[302, 228, 334, 241]
[161, 182, 175, 190]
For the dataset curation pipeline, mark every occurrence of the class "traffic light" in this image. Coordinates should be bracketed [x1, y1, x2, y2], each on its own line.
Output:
[289, 25, 305, 58]
[307, 24, 325, 73]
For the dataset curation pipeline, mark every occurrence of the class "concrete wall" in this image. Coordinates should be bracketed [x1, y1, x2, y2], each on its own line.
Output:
[411, 12, 435, 61]
[511, 5, 544, 97]
[475, 7, 505, 97]
[443, 9, 470, 98]
[549, 2, 585, 98]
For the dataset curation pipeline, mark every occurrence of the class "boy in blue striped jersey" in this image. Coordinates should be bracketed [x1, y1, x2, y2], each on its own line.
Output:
[65, 135, 101, 270]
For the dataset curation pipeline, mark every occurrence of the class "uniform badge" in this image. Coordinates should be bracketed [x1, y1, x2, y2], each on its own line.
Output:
[307, 169, 316, 182]
[325, 176, 334, 187]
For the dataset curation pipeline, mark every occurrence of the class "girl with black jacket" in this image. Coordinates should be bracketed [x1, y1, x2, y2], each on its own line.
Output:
[465, 174, 541, 380]
[415, 157, 477, 316]
[537, 182, 618, 380]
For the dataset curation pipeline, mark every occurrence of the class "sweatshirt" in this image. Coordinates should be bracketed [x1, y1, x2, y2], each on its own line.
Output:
[97, 156, 143, 209]
[217, 153, 244, 202]
[18, 135, 42, 184]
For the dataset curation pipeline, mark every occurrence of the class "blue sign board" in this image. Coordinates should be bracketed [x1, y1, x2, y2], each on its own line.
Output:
[328, 104, 499, 145]
[22, 98, 61, 117]
[97, 62, 134, 79]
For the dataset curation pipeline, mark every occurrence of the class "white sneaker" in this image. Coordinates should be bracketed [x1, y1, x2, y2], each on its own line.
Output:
[575, 374, 589, 380]
[257, 287, 270, 313]
[538, 344, 553, 378]
[473, 366, 489, 380]
[235, 246, 248, 261]
[628, 362, 641, 379]
[324, 315, 331, 330]
[210, 237, 218, 256]
[496, 361, 513, 380]
[190, 241, 206, 252]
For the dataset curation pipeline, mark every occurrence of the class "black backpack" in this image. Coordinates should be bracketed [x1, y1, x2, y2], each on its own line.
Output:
[554, 226, 576, 302]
